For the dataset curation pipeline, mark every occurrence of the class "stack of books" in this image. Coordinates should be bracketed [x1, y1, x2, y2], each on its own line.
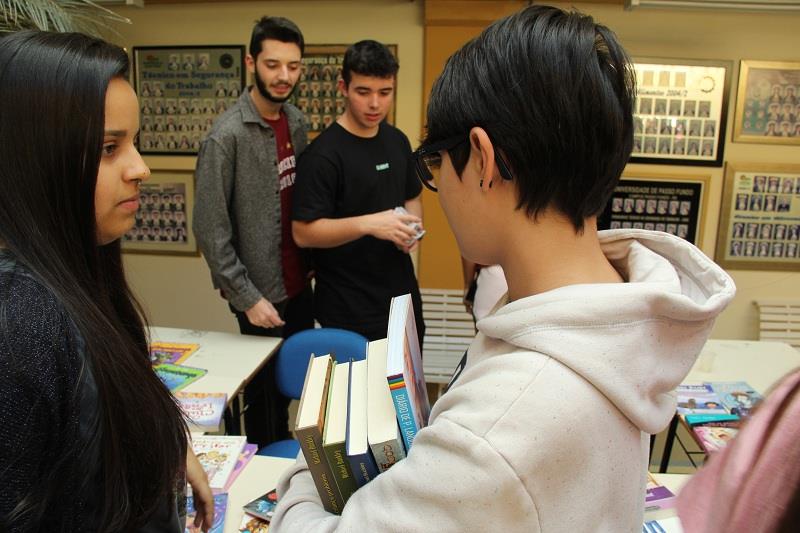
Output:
[295, 293, 430, 514]
[676, 381, 763, 453]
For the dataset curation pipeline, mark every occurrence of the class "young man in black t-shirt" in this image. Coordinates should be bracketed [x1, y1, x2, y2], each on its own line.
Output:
[292, 40, 425, 345]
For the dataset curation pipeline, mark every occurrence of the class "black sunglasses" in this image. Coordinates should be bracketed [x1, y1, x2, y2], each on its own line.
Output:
[412, 133, 514, 192]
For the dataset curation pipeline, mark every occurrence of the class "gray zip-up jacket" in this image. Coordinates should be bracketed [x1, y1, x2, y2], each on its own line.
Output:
[193, 89, 308, 311]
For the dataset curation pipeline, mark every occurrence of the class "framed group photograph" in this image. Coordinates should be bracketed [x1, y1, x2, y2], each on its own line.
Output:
[715, 163, 800, 271]
[122, 170, 197, 256]
[598, 172, 710, 246]
[132, 45, 246, 155]
[288, 44, 397, 139]
[733, 60, 800, 144]
[630, 58, 731, 167]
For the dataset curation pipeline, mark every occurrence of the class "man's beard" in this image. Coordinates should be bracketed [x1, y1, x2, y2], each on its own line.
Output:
[254, 70, 296, 104]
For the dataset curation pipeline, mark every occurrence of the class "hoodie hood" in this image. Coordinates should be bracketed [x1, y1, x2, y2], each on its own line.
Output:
[477, 229, 736, 434]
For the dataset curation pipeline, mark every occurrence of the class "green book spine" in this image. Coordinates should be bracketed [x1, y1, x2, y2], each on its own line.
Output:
[323, 441, 358, 504]
[296, 425, 345, 514]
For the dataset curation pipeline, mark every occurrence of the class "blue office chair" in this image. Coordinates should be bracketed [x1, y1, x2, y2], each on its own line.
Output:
[256, 327, 368, 458]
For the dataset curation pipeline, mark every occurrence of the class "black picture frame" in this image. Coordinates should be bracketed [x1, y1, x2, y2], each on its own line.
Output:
[630, 58, 732, 168]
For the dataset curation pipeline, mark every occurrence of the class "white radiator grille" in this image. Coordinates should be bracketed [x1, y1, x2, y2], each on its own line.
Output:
[421, 288, 475, 384]
[755, 299, 800, 349]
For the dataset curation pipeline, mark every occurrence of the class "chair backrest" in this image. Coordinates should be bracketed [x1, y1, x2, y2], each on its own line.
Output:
[755, 299, 800, 349]
[275, 327, 368, 399]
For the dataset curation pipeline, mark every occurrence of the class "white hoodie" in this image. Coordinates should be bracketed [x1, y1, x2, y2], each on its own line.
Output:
[271, 230, 736, 533]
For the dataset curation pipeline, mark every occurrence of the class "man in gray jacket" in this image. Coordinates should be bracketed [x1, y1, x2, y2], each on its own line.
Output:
[194, 16, 312, 446]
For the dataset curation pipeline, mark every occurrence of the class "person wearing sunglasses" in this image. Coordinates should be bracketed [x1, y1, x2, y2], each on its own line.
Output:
[272, 6, 735, 532]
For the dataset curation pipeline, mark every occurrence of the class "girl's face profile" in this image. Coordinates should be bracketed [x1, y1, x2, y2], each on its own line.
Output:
[95, 77, 149, 245]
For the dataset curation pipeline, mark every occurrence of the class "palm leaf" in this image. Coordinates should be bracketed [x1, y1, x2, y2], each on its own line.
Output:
[0, 0, 131, 37]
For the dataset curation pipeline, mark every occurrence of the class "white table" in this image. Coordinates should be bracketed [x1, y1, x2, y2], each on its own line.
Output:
[659, 339, 800, 472]
[224, 455, 295, 532]
[150, 326, 282, 432]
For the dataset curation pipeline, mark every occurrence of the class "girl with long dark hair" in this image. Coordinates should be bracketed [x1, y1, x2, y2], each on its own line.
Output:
[0, 31, 213, 531]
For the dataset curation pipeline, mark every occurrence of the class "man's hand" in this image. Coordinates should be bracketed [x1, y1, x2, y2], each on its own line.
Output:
[245, 298, 285, 329]
[186, 447, 214, 532]
[365, 209, 421, 248]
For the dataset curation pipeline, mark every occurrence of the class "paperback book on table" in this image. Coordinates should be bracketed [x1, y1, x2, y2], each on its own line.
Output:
[675, 384, 727, 415]
[706, 381, 763, 416]
[185, 492, 227, 533]
[175, 391, 227, 433]
[191, 435, 248, 491]
[154, 363, 207, 392]
[150, 341, 200, 365]
[385, 293, 430, 451]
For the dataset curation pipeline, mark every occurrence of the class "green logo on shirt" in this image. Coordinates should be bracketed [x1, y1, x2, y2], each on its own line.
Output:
[376, 163, 390, 171]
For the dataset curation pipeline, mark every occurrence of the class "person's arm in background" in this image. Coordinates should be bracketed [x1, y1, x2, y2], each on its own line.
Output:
[292, 210, 420, 250]
[193, 138, 283, 329]
[185, 447, 214, 532]
[292, 152, 420, 251]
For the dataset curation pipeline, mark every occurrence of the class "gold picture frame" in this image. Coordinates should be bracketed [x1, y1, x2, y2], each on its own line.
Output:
[715, 162, 800, 270]
[733, 60, 800, 145]
[121, 169, 198, 256]
[598, 172, 711, 247]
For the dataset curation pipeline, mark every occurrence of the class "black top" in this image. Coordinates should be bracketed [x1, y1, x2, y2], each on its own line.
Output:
[293, 122, 423, 332]
[0, 251, 180, 532]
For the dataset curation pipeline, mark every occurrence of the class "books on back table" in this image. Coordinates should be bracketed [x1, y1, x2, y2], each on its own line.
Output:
[675, 384, 727, 415]
[191, 435, 247, 491]
[185, 492, 227, 533]
[150, 341, 199, 365]
[386, 293, 430, 451]
[706, 381, 763, 417]
[175, 392, 227, 433]
[154, 363, 207, 392]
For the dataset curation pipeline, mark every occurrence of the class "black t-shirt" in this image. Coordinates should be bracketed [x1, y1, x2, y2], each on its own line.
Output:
[293, 122, 423, 332]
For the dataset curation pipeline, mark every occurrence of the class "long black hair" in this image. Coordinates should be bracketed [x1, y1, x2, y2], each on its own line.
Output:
[0, 31, 187, 530]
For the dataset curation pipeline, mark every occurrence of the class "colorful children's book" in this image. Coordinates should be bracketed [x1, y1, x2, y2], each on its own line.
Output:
[154, 363, 207, 392]
[295, 353, 344, 514]
[644, 473, 676, 512]
[706, 381, 763, 417]
[238, 513, 270, 532]
[693, 426, 739, 452]
[176, 392, 227, 433]
[191, 435, 248, 491]
[366, 339, 406, 472]
[185, 492, 227, 533]
[386, 293, 430, 451]
[150, 341, 200, 366]
[675, 384, 727, 415]
[346, 358, 379, 487]
[223, 443, 258, 491]
[243, 488, 278, 522]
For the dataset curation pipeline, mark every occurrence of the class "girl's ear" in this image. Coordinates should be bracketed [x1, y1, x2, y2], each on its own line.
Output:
[468, 127, 496, 192]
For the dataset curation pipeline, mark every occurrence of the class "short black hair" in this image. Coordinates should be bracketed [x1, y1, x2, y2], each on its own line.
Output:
[249, 16, 305, 58]
[424, 5, 635, 232]
[342, 40, 398, 86]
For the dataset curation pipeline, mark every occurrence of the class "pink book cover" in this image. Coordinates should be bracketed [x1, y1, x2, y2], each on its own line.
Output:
[222, 443, 258, 492]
